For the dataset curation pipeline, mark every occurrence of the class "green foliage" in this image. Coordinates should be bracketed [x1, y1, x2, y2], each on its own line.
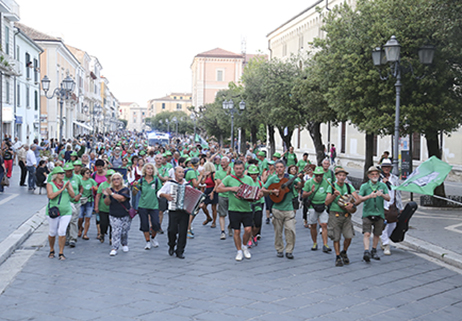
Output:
[146, 111, 193, 135]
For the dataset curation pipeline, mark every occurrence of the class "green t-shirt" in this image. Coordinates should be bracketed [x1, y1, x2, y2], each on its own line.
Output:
[215, 168, 229, 198]
[47, 181, 72, 216]
[97, 181, 111, 213]
[214, 163, 223, 171]
[64, 174, 82, 204]
[296, 159, 310, 171]
[138, 177, 161, 210]
[190, 150, 200, 158]
[327, 182, 356, 213]
[259, 159, 268, 174]
[264, 174, 294, 211]
[185, 168, 198, 186]
[158, 165, 170, 178]
[286, 152, 297, 167]
[323, 169, 336, 184]
[359, 181, 389, 219]
[81, 178, 97, 202]
[250, 179, 264, 211]
[303, 178, 329, 206]
[221, 175, 254, 212]
[293, 177, 301, 198]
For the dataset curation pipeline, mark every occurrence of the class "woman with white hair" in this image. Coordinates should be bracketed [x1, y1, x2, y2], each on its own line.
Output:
[199, 161, 218, 227]
[103, 172, 131, 256]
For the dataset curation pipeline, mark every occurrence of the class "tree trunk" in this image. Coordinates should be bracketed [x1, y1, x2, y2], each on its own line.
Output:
[250, 124, 257, 145]
[219, 133, 223, 147]
[426, 131, 446, 197]
[364, 133, 375, 182]
[240, 127, 246, 154]
[276, 126, 293, 151]
[268, 124, 275, 157]
[307, 122, 325, 166]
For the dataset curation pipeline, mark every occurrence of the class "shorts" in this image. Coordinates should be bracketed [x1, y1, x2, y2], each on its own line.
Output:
[138, 208, 160, 232]
[79, 202, 94, 218]
[204, 187, 218, 205]
[218, 196, 228, 217]
[307, 208, 328, 225]
[252, 209, 263, 228]
[158, 197, 168, 212]
[229, 211, 253, 230]
[362, 216, 385, 236]
[327, 212, 355, 242]
[264, 195, 273, 212]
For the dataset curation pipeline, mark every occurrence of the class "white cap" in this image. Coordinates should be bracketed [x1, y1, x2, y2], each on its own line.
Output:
[381, 159, 392, 167]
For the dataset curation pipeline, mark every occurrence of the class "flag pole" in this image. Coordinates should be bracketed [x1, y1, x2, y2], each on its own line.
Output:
[431, 195, 462, 207]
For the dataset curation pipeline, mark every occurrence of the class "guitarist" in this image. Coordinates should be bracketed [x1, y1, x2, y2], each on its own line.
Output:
[355, 166, 390, 263]
[259, 160, 296, 260]
[325, 167, 359, 267]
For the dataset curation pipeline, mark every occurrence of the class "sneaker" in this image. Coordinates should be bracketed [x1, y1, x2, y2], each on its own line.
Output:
[145, 242, 151, 250]
[253, 236, 258, 246]
[322, 245, 332, 253]
[220, 231, 226, 240]
[363, 250, 371, 263]
[247, 240, 253, 248]
[151, 238, 159, 248]
[228, 227, 233, 237]
[335, 255, 344, 267]
[122, 245, 129, 252]
[109, 249, 117, 256]
[242, 246, 251, 259]
[190, 229, 195, 236]
[383, 244, 391, 255]
[340, 250, 350, 265]
[371, 248, 380, 260]
[266, 218, 270, 224]
[69, 241, 76, 248]
[187, 230, 194, 239]
[159, 228, 164, 235]
[276, 252, 284, 257]
[311, 243, 318, 251]
[235, 250, 243, 261]
[286, 253, 294, 259]
[256, 234, 261, 240]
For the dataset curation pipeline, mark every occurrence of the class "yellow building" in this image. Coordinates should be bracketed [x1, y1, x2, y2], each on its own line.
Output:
[146, 93, 192, 118]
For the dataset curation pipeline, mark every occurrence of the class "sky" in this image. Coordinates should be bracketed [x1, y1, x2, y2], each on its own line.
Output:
[17, 0, 312, 106]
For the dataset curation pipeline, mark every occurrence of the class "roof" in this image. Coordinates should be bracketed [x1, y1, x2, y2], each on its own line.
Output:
[15, 22, 61, 41]
[195, 48, 243, 59]
[66, 45, 87, 62]
[148, 93, 192, 102]
[120, 102, 136, 106]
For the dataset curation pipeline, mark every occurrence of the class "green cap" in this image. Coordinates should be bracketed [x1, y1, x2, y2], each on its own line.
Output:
[139, 150, 146, 156]
[313, 166, 324, 175]
[248, 165, 259, 175]
[162, 153, 167, 157]
[268, 160, 275, 165]
[257, 151, 266, 157]
[63, 163, 74, 171]
[273, 152, 281, 158]
[73, 160, 82, 166]
[185, 157, 192, 164]
[165, 151, 172, 156]
[50, 166, 65, 175]
[106, 169, 116, 177]
[70, 151, 78, 157]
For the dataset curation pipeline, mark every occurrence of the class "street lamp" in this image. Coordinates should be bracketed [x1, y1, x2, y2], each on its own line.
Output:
[41, 74, 75, 143]
[372, 35, 435, 176]
[190, 113, 197, 141]
[222, 99, 245, 151]
[172, 116, 178, 137]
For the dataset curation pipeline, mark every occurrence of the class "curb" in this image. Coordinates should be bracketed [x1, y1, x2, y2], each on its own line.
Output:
[0, 206, 47, 266]
[351, 215, 462, 270]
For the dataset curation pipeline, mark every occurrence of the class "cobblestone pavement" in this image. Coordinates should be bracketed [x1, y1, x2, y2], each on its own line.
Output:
[1, 208, 462, 321]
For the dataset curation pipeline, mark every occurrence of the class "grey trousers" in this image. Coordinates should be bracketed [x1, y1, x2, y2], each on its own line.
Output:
[66, 202, 80, 243]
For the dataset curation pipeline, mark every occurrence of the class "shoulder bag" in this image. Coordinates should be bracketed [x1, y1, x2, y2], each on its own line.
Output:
[48, 186, 64, 219]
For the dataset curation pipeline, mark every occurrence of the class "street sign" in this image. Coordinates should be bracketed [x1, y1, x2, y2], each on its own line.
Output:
[401, 150, 411, 179]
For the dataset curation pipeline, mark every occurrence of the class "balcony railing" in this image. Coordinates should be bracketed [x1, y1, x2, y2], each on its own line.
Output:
[0, 0, 20, 20]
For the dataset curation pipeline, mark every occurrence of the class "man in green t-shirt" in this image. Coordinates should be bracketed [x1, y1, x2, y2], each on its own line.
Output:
[215, 156, 231, 240]
[282, 146, 297, 167]
[302, 166, 331, 253]
[322, 158, 336, 184]
[256, 151, 268, 176]
[184, 157, 206, 239]
[94, 169, 114, 244]
[216, 161, 255, 261]
[260, 160, 296, 259]
[296, 153, 310, 171]
[63, 162, 83, 248]
[356, 166, 390, 263]
[326, 167, 359, 267]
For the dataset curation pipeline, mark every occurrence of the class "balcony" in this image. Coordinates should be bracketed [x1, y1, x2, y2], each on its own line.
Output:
[0, 0, 20, 21]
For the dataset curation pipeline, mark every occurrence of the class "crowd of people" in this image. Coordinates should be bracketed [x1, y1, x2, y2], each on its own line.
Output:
[0, 131, 401, 266]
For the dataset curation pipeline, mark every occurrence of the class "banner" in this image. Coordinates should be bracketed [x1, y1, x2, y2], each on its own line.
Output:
[392, 156, 452, 195]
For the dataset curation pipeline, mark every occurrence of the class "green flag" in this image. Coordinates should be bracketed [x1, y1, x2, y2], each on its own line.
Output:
[194, 133, 200, 143]
[392, 156, 452, 195]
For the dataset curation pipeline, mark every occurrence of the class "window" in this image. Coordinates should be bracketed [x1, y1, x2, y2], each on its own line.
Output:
[412, 133, 421, 160]
[34, 59, 38, 83]
[176, 103, 182, 110]
[180, 97, 183, 99]
[299, 35, 304, 50]
[6, 79, 10, 103]
[282, 43, 287, 56]
[174, 96, 177, 99]
[34, 91, 38, 111]
[25, 53, 31, 79]
[5, 26, 9, 55]
[162, 103, 165, 109]
[216, 70, 223, 82]
[26, 86, 30, 108]
[17, 84, 20, 106]
[150, 104, 153, 110]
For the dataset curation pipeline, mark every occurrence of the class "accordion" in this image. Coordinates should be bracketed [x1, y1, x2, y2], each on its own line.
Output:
[168, 183, 205, 215]
[236, 184, 260, 202]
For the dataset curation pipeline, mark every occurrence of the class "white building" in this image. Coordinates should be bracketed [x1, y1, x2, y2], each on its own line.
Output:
[119, 102, 146, 132]
[13, 25, 43, 143]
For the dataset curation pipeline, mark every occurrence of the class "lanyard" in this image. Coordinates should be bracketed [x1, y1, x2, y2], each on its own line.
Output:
[368, 181, 379, 211]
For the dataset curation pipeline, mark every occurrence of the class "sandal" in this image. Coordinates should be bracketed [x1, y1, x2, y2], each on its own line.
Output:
[78, 227, 83, 238]
[58, 254, 66, 261]
[203, 218, 212, 226]
[48, 251, 55, 259]
[304, 220, 309, 228]
[210, 223, 216, 228]
[82, 235, 89, 240]
[99, 234, 105, 243]
[96, 234, 101, 240]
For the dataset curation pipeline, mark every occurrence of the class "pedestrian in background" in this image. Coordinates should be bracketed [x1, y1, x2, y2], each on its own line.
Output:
[0, 152, 5, 193]
[330, 144, 337, 165]
[17, 145, 28, 186]
[26, 144, 37, 191]
[103, 172, 131, 256]
[46, 166, 75, 261]
[78, 168, 97, 240]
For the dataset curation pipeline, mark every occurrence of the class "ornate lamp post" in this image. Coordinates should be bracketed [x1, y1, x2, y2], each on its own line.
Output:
[372, 36, 435, 175]
[41, 74, 75, 143]
[222, 99, 245, 151]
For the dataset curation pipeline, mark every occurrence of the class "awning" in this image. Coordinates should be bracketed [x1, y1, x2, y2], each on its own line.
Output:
[73, 120, 92, 131]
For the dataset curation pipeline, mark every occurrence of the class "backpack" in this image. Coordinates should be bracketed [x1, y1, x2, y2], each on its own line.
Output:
[137, 177, 158, 193]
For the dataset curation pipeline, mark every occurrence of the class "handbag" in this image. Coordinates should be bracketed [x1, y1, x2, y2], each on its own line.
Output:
[313, 203, 326, 213]
[48, 189, 63, 219]
[118, 193, 137, 218]
[384, 199, 400, 223]
[80, 196, 89, 205]
[1, 175, 9, 187]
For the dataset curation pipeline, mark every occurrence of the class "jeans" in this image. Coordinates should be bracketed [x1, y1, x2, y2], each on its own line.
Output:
[27, 166, 36, 189]
[19, 160, 27, 185]
[0, 172, 4, 192]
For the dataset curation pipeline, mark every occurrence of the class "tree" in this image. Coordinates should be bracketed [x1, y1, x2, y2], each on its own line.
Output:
[146, 111, 193, 135]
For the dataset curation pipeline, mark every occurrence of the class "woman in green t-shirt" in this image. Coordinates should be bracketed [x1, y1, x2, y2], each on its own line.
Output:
[46, 166, 75, 261]
[78, 168, 97, 241]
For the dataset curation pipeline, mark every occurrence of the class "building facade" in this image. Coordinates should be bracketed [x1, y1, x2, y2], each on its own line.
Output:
[119, 102, 146, 132]
[267, 0, 462, 179]
[146, 93, 192, 118]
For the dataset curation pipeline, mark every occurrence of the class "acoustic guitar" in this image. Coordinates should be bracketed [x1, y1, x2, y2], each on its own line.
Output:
[268, 166, 309, 203]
